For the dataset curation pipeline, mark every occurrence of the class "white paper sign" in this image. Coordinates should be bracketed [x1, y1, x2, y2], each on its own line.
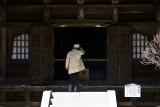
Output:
[125, 83, 141, 97]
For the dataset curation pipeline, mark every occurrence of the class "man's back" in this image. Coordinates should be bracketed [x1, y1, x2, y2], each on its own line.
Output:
[66, 48, 85, 74]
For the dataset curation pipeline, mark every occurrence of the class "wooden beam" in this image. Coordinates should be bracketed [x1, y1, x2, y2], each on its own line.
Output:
[6, 22, 42, 27]
[5, 19, 111, 27]
[24, 88, 30, 107]
[1, 0, 7, 4]
[112, 0, 119, 4]
[51, 19, 111, 27]
[120, 22, 160, 27]
[0, 27, 6, 81]
[0, 102, 24, 106]
[118, 102, 132, 106]
[51, 19, 111, 24]
[119, 11, 145, 14]
[30, 102, 41, 107]
[5, 21, 160, 28]
[6, 4, 154, 8]
[136, 102, 160, 106]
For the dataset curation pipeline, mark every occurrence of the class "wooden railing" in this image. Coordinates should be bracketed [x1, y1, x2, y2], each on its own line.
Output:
[0, 85, 160, 107]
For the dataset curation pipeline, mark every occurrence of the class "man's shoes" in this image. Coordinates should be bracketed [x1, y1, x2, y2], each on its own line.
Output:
[68, 84, 72, 92]
[74, 86, 79, 92]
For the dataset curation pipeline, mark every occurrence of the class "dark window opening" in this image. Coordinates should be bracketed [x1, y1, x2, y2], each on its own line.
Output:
[54, 27, 107, 80]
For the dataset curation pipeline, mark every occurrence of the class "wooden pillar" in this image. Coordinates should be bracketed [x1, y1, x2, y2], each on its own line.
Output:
[0, 5, 6, 82]
[0, 92, 6, 103]
[156, 6, 160, 22]
[156, 6, 160, 33]
[25, 88, 30, 107]
[0, 27, 6, 81]
[1, 0, 7, 4]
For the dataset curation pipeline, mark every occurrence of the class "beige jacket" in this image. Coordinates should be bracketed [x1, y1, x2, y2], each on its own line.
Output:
[65, 48, 85, 74]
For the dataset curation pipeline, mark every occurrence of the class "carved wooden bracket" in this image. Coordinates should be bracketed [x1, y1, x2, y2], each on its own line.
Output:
[1, 0, 7, 4]
[78, 7, 84, 21]
[157, 27, 160, 33]
[112, 7, 118, 23]
[112, 0, 119, 4]
[0, 6, 6, 23]
[40, 0, 51, 4]
[77, 0, 84, 5]
[156, 7, 160, 22]
[43, 7, 50, 22]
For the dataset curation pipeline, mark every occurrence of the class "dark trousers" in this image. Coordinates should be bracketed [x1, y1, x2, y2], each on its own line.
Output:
[68, 72, 80, 92]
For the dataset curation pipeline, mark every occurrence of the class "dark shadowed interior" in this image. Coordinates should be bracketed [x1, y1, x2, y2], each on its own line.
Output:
[54, 27, 107, 80]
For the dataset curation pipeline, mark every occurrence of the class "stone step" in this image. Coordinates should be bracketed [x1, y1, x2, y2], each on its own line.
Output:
[41, 91, 117, 107]
[51, 92, 108, 98]
[50, 98, 109, 105]
[50, 104, 108, 107]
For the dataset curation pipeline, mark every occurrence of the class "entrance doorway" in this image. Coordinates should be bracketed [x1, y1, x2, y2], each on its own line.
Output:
[54, 27, 107, 80]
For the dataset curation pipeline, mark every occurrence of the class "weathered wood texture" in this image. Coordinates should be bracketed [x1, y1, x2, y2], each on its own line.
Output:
[107, 26, 132, 84]
[6, 26, 29, 79]
[107, 26, 119, 84]
[1, 85, 160, 107]
[4, 3, 156, 26]
[0, 0, 160, 84]
[29, 25, 54, 85]
[0, 27, 6, 81]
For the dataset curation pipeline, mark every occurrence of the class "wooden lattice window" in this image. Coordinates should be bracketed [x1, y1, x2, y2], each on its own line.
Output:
[121, 33, 130, 47]
[133, 34, 148, 59]
[12, 34, 29, 59]
[31, 33, 40, 46]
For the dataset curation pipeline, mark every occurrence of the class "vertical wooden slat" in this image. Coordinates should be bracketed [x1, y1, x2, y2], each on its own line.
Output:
[0, 91, 6, 107]
[0, 92, 2, 102]
[25, 88, 30, 107]
[119, 26, 132, 83]
[0, 27, 7, 81]
[107, 26, 119, 84]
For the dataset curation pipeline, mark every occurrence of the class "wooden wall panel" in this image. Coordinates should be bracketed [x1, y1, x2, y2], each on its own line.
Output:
[107, 26, 119, 84]
[0, 27, 6, 81]
[107, 25, 132, 84]
[29, 25, 54, 85]
[119, 27, 132, 83]
[6, 26, 29, 80]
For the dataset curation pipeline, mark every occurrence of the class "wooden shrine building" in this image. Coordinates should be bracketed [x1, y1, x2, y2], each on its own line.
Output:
[1, 0, 160, 107]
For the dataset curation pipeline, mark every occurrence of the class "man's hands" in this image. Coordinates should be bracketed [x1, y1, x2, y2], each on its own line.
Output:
[65, 67, 68, 71]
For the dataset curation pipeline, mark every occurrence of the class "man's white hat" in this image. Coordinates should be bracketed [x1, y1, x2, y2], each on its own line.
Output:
[73, 44, 80, 48]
